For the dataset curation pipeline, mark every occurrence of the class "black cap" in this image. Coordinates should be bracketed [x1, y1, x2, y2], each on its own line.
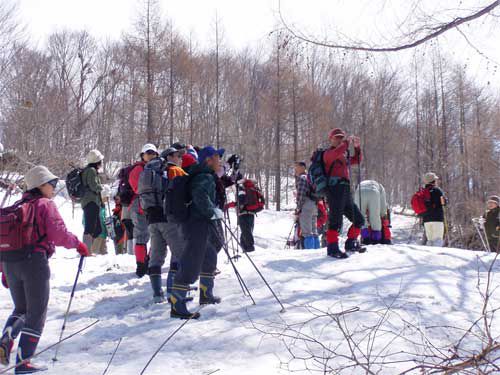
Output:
[295, 161, 307, 168]
[171, 142, 186, 151]
[160, 147, 179, 159]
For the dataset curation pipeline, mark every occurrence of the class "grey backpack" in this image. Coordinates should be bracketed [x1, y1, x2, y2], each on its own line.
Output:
[138, 158, 167, 210]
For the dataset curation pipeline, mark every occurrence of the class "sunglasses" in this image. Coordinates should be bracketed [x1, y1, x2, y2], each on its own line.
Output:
[47, 179, 59, 188]
[145, 150, 158, 155]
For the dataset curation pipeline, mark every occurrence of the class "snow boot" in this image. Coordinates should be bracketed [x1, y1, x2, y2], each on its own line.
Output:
[345, 239, 366, 253]
[303, 236, 315, 250]
[313, 236, 321, 249]
[149, 268, 165, 303]
[361, 228, 371, 245]
[199, 273, 221, 305]
[170, 284, 201, 320]
[0, 339, 13, 366]
[0, 315, 24, 365]
[370, 231, 382, 245]
[166, 264, 177, 299]
[15, 329, 47, 374]
[327, 242, 349, 259]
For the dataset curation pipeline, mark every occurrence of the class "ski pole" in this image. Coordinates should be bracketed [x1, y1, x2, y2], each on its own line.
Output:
[221, 220, 286, 313]
[284, 222, 294, 250]
[102, 337, 122, 375]
[52, 255, 85, 362]
[0, 320, 99, 374]
[140, 306, 204, 375]
[472, 219, 487, 251]
[211, 221, 256, 305]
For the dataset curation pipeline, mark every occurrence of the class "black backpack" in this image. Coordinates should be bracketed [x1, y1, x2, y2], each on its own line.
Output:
[117, 164, 137, 205]
[164, 174, 192, 223]
[66, 167, 86, 201]
[308, 149, 327, 198]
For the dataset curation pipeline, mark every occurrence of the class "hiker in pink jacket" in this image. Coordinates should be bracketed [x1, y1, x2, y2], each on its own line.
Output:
[0, 166, 89, 374]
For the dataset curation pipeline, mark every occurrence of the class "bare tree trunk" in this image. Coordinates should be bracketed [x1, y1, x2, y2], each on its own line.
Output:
[275, 35, 282, 211]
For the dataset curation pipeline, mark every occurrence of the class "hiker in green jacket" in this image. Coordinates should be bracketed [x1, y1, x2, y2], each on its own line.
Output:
[81, 149, 104, 251]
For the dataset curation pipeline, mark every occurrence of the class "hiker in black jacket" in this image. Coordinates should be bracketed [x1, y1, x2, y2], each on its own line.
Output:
[422, 172, 447, 247]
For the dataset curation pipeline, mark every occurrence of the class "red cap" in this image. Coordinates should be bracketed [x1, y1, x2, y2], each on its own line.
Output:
[182, 153, 197, 169]
[329, 128, 346, 140]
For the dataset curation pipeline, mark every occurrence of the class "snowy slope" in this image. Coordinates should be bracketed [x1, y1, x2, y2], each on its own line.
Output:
[1, 195, 499, 374]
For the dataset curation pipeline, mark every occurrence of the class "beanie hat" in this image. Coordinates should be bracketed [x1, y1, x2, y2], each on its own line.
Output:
[141, 143, 158, 155]
[181, 153, 197, 169]
[329, 128, 346, 140]
[25, 165, 58, 191]
[186, 145, 198, 159]
[423, 172, 439, 185]
[487, 195, 500, 206]
[87, 149, 104, 164]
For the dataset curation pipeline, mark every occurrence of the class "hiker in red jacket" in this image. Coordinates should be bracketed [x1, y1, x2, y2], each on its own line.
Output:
[0, 166, 89, 373]
[322, 128, 365, 258]
[128, 143, 159, 278]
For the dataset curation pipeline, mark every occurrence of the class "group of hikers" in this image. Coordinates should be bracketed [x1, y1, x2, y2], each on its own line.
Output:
[0, 127, 499, 373]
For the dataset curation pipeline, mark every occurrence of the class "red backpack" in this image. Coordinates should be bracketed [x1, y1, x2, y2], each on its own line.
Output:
[411, 187, 431, 215]
[242, 180, 265, 213]
[0, 197, 44, 262]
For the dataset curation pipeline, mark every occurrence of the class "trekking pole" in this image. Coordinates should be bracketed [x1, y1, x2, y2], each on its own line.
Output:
[224, 207, 238, 260]
[221, 220, 286, 313]
[472, 219, 488, 252]
[102, 337, 122, 375]
[52, 255, 85, 362]
[140, 305, 205, 375]
[0, 320, 100, 374]
[284, 222, 295, 250]
[211, 221, 256, 305]
[473, 217, 491, 252]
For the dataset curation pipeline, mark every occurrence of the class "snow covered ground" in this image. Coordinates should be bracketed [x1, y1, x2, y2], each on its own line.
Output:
[1, 194, 500, 374]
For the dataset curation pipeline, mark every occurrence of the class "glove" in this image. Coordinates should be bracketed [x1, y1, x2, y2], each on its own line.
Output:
[211, 208, 224, 221]
[1, 272, 8, 289]
[76, 242, 90, 257]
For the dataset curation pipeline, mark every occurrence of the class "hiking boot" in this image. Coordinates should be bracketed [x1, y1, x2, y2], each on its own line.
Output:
[199, 274, 221, 305]
[15, 329, 46, 374]
[136, 262, 148, 278]
[170, 284, 201, 320]
[313, 236, 321, 249]
[15, 362, 48, 374]
[345, 239, 366, 253]
[153, 295, 166, 304]
[0, 339, 13, 366]
[166, 269, 177, 299]
[327, 243, 349, 259]
[370, 231, 382, 245]
[1, 314, 24, 366]
[303, 236, 315, 250]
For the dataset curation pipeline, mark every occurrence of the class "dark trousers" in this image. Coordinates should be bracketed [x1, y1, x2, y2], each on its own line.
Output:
[122, 219, 134, 240]
[175, 218, 219, 285]
[83, 202, 102, 238]
[326, 183, 364, 232]
[2, 253, 50, 334]
[239, 214, 255, 252]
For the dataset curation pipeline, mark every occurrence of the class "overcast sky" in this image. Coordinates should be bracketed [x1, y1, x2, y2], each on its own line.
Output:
[17, 0, 500, 88]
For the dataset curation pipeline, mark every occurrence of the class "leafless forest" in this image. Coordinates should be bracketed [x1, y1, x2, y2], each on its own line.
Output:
[0, 1, 499, 248]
